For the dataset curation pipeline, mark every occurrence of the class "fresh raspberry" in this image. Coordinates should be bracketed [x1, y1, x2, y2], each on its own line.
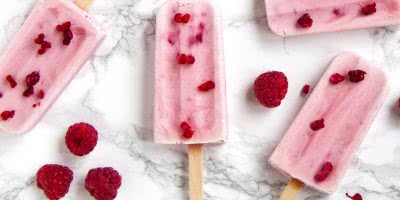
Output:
[297, 13, 313, 28]
[1, 110, 15, 121]
[26, 71, 40, 87]
[36, 164, 73, 200]
[174, 13, 183, 23]
[178, 54, 188, 64]
[253, 71, 288, 108]
[65, 122, 98, 156]
[346, 193, 363, 200]
[348, 70, 367, 83]
[38, 90, 45, 99]
[302, 84, 310, 95]
[310, 118, 325, 131]
[6, 75, 17, 88]
[181, 121, 194, 139]
[23, 86, 34, 97]
[198, 81, 215, 92]
[314, 162, 334, 182]
[187, 55, 195, 64]
[182, 14, 191, 23]
[85, 167, 122, 200]
[361, 3, 377, 15]
[329, 73, 345, 84]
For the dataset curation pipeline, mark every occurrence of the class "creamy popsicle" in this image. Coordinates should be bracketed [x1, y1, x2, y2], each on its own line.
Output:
[269, 53, 389, 193]
[265, 0, 400, 36]
[0, 0, 105, 133]
[154, 0, 227, 144]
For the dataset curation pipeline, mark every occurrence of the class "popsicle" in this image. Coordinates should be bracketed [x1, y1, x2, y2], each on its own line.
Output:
[265, 0, 400, 36]
[154, 0, 227, 199]
[269, 53, 389, 198]
[0, 0, 105, 133]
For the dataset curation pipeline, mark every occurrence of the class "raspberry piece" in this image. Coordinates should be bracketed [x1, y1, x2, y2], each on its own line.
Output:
[181, 121, 194, 139]
[63, 39, 71, 45]
[62, 22, 71, 30]
[36, 164, 73, 200]
[361, 3, 377, 15]
[6, 75, 17, 88]
[314, 162, 334, 182]
[196, 33, 203, 42]
[348, 70, 367, 83]
[38, 90, 45, 99]
[41, 41, 52, 49]
[1, 110, 15, 121]
[65, 122, 98, 156]
[85, 167, 122, 200]
[198, 81, 215, 92]
[329, 73, 345, 84]
[56, 25, 63, 32]
[302, 84, 310, 95]
[253, 71, 288, 108]
[34, 33, 45, 44]
[187, 55, 195, 64]
[63, 30, 73, 40]
[26, 71, 40, 87]
[346, 193, 363, 200]
[174, 13, 183, 23]
[0, 92, 3, 98]
[178, 54, 188, 64]
[310, 118, 325, 131]
[23, 86, 34, 97]
[38, 48, 46, 55]
[182, 14, 191, 23]
[297, 13, 313, 28]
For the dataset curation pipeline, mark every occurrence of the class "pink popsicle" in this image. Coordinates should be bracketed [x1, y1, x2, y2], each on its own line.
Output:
[265, 0, 400, 36]
[0, 0, 105, 133]
[154, 0, 227, 144]
[269, 53, 389, 193]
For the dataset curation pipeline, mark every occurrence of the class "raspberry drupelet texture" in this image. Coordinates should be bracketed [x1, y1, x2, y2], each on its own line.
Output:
[361, 3, 377, 15]
[26, 71, 40, 87]
[36, 164, 73, 200]
[181, 121, 195, 139]
[297, 13, 313, 28]
[6, 75, 17, 88]
[85, 167, 122, 200]
[1, 110, 15, 121]
[310, 118, 325, 131]
[65, 122, 98, 156]
[329, 73, 345, 84]
[253, 71, 288, 108]
[348, 70, 367, 83]
[314, 162, 334, 182]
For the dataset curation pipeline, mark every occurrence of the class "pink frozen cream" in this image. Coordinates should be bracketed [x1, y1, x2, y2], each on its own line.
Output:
[0, 0, 105, 133]
[269, 53, 389, 193]
[154, 0, 228, 144]
[265, 0, 400, 36]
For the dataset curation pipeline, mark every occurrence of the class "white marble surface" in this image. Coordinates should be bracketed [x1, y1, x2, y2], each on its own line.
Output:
[0, 0, 399, 199]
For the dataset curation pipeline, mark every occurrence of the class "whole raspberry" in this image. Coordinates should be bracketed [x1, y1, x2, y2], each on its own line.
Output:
[26, 71, 40, 87]
[346, 193, 363, 200]
[348, 70, 367, 83]
[85, 167, 122, 200]
[297, 13, 313, 28]
[65, 122, 98, 156]
[253, 71, 288, 108]
[36, 164, 73, 200]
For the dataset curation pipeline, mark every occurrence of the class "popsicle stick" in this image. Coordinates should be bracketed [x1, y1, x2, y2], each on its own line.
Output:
[279, 179, 304, 200]
[75, 0, 94, 10]
[189, 144, 203, 200]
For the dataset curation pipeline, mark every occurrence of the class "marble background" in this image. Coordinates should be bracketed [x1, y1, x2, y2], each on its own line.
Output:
[0, 0, 399, 199]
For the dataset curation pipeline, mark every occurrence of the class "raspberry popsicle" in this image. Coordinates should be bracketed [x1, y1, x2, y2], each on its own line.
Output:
[154, 0, 227, 199]
[265, 0, 400, 36]
[269, 53, 389, 197]
[0, 0, 104, 133]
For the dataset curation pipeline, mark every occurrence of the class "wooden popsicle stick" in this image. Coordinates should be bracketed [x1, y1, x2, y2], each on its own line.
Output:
[279, 179, 304, 200]
[188, 144, 203, 200]
[74, 0, 94, 11]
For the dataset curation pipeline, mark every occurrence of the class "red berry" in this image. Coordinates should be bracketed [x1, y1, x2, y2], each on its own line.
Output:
[1, 110, 15, 121]
[38, 90, 45, 99]
[62, 21, 71, 30]
[6, 75, 17, 88]
[178, 54, 188, 64]
[56, 25, 63, 32]
[297, 13, 313, 28]
[314, 162, 334, 182]
[330, 73, 345, 84]
[198, 81, 215, 92]
[26, 71, 40, 87]
[346, 193, 363, 200]
[85, 167, 122, 200]
[0, 92, 3, 98]
[34, 33, 45, 44]
[302, 84, 310, 95]
[361, 3, 377, 15]
[348, 70, 367, 83]
[182, 14, 191, 23]
[310, 118, 325, 131]
[174, 13, 183, 23]
[36, 164, 73, 200]
[41, 41, 52, 49]
[65, 122, 98, 156]
[181, 121, 194, 139]
[63, 39, 71, 45]
[63, 30, 73, 40]
[38, 33, 45, 40]
[187, 55, 195, 64]
[23, 86, 34, 97]
[38, 48, 46, 55]
[253, 71, 288, 108]
[196, 33, 203, 42]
